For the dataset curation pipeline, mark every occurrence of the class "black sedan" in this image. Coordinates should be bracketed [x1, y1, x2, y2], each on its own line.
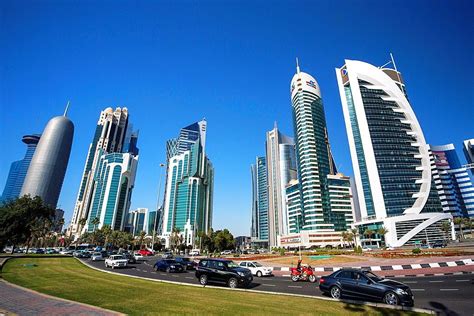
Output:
[153, 259, 184, 273]
[319, 268, 414, 306]
[175, 257, 197, 270]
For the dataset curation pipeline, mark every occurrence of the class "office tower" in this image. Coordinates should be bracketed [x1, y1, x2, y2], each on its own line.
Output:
[430, 144, 474, 218]
[127, 208, 149, 236]
[286, 179, 302, 234]
[85, 150, 138, 232]
[250, 157, 269, 248]
[20, 107, 74, 208]
[52, 209, 65, 233]
[464, 139, 474, 176]
[336, 57, 452, 247]
[327, 173, 355, 231]
[1, 134, 41, 203]
[68, 107, 129, 238]
[265, 123, 298, 247]
[161, 120, 214, 248]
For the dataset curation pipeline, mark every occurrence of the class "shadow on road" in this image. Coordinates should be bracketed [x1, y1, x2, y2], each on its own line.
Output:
[428, 302, 459, 316]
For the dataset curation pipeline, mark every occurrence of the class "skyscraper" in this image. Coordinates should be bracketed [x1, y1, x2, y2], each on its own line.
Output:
[20, 106, 74, 208]
[336, 58, 453, 247]
[1, 134, 40, 203]
[265, 124, 297, 247]
[250, 156, 269, 248]
[430, 144, 474, 218]
[464, 139, 474, 176]
[127, 208, 150, 236]
[161, 120, 214, 248]
[68, 107, 130, 238]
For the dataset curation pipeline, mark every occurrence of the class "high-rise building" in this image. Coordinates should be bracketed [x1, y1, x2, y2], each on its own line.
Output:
[430, 144, 474, 218]
[336, 58, 453, 247]
[464, 139, 474, 176]
[127, 208, 150, 236]
[20, 107, 74, 208]
[52, 209, 65, 233]
[68, 107, 129, 238]
[1, 134, 41, 203]
[286, 179, 302, 234]
[161, 120, 214, 248]
[250, 156, 269, 248]
[265, 123, 297, 247]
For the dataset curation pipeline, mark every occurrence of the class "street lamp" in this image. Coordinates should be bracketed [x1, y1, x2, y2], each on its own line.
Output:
[151, 163, 165, 252]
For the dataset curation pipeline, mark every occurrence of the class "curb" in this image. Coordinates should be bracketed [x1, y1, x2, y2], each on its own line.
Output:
[77, 258, 435, 315]
[272, 258, 474, 272]
[280, 271, 474, 278]
[0, 279, 123, 316]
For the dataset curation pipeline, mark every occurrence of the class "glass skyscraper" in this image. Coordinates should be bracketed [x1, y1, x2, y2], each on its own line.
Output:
[336, 58, 452, 247]
[464, 139, 474, 176]
[1, 134, 40, 203]
[161, 120, 214, 248]
[250, 156, 269, 246]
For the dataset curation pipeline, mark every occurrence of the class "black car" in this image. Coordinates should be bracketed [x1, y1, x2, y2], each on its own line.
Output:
[319, 268, 414, 306]
[195, 259, 253, 288]
[153, 259, 184, 272]
[175, 257, 196, 270]
[121, 252, 137, 264]
[432, 241, 447, 248]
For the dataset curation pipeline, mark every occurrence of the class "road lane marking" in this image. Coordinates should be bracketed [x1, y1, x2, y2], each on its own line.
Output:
[151, 272, 157, 274]
[288, 285, 302, 288]
[404, 281, 417, 283]
[185, 277, 194, 279]
[455, 279, 470, 282]
[440, 288, 459, 291]
[160, 273, 166, 276]
[143, 270, 148, 273]
[136, 269, 141, 271]
[411, 289, 425, 291]
[262, 284, 276, 287]
[171, 275, 179, 277]
[429, 280, 443, 283]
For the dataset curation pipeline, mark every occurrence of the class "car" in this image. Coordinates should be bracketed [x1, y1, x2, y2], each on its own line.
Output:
[162, 252, 173, 259]
[239, 261, 273, 277]
[189, 249, 200, 256]
[133, 253, 144, 261]
[319, 268, 414, 306]
[137, 249, 154, 256]
[121, 252, 137, 264]
[175, 257, 197, 270]
[105, 255, 128, 269]
[59, 249, 74, 255]
[195, 259, 253, 289]
[153, 259, 184, 272]
[432, 241, 447, 248]
[45, 248, 57, 254]
[220, 250, 232, 256]
[91, 252, 104, 261]
[362, 247, 373, 252]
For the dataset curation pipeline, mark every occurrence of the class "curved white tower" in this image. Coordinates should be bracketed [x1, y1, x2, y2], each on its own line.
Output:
[336, 59, 453, 247]
[20, 110, 74, 208]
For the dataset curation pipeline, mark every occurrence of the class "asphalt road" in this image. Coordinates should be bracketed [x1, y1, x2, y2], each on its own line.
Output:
[83, 257, 474, 316]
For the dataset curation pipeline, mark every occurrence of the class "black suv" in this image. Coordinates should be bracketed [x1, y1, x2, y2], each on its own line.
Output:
[319, 268, 414, 306]
[195, 259, 253, 288]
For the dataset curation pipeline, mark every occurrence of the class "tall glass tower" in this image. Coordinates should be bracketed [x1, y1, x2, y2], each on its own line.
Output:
[336, 58, 451, 247]
[161, 120, 214, 248]
[1, 134, 41, 203]
[250, 156, 269, 246]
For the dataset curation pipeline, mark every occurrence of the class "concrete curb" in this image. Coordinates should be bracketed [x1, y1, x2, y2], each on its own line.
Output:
[0, 279, 123, 316]
[272, 258, 474, 272]
[77, 258, 435, 315]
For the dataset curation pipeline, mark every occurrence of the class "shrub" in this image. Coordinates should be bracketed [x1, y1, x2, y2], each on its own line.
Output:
[354, 246, 362, 254]
[412, 248, 421, 254]
[279, 248, 285, 256]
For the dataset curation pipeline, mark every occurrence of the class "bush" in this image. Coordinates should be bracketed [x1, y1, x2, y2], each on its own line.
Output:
[233, 254, 240, 258]
[354, 246, 362, 254]
[279, 248, 285, 256]
[412, 248, 421, 254]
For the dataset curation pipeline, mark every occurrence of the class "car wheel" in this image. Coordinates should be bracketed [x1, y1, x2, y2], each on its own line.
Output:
[330, 286, 341, 299]
[154, 266, 158, 271]
[256, 271, 263, 277]
[199, 274, 208, 286]
[228, 277, 238, 289]
[112, 265, 115, 269]
[383, 291, 399, 305]
[166, 267, 170, 273]
[291, 275, 299, 282]
[308, 275, 317, 283]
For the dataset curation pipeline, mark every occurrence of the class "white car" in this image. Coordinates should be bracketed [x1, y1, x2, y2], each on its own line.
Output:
[189, 249, 200, 256]
[105, 255, 128, 269]
[133, 253, 144, 261]
[91, 252, 104, 261]
[239, 261, 273, 277]
[220, 250, 232, 255]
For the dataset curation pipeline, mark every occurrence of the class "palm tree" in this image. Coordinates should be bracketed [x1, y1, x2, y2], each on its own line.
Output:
[138, 231, 146, 249]
[78, 217, 87, 230]
[377, 227, 389, 248]
[102, 225, 112, 250]
[91, 217, 100, 232]
[341, 231, 348, 248]
[463, 218, 472, 238]
[347, 232, 354, 247]
[441, 221, 451, 243]
[363, 229, 374, 247]
[453, 217, 464, 240]
[351, 228, 359, 248]
[170, 227, 181, 253]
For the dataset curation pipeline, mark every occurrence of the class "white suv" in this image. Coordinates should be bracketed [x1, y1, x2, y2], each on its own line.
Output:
[105, 255, 128, 269]
[239, 261, 273, 277]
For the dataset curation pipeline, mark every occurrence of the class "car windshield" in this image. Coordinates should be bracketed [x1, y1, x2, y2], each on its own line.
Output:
[252, 262, 262, 267]
[363, 271, 382, 281]
[226, 261, 239, 268]
[93, 253, 101, 256]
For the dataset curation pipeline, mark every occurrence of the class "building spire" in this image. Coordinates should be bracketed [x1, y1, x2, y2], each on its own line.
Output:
[274, 121, 278, 130]
[63, 101, 70, 117]
[296, 57, 300, 74]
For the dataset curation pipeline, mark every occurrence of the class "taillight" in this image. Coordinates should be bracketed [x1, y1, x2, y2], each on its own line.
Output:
[319, 278, 325, 283]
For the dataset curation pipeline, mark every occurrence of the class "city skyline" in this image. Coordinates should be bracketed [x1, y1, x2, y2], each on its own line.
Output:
[1, 1, 472, 236]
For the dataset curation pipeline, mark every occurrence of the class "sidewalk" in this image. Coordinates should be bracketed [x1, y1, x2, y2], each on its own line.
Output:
[0, 280, 121, 316]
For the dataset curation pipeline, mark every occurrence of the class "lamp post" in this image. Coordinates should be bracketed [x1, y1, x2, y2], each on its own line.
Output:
[151, 163, 165, 252]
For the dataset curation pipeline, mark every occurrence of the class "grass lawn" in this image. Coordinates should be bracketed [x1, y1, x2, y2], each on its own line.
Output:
[259, 255, 367, 267]
[1, 257, 423, 316]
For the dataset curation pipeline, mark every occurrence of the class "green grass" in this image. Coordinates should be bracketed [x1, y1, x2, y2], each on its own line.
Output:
[1, 257, 424, 316]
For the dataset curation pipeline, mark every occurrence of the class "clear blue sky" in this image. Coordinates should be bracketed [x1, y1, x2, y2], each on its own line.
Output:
[1, 1, 472, 236]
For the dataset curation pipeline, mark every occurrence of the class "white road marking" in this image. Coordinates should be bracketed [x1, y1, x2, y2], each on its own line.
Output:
[429, 280, 443, 283]
[404, 281, 418, 283]
[185, 277, 194, 279]
[171, 275, 179, 277]
[440, 289, 459, 291]
[288, 285, 302, 288]
[160, 273, 166, 276]
[151, 272, 157, 274]
[411, 289, 425, 291]
[136, 269, 141, 271]
[262, 284, 276, 287]
[455, 279, 470, 282]
[143, 270, 148, 273]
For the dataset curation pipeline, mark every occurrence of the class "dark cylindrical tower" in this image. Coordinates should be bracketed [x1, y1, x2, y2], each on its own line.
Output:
[20, 115, 74, 208]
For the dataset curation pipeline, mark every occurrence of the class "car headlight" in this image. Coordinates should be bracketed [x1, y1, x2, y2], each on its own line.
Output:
[237, 271, 245, 277]
[395, 288, 408, 295]
[170, 265, 175, 268]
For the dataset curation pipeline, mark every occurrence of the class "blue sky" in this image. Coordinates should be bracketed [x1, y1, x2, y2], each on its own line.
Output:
[1, 0, 472, 236]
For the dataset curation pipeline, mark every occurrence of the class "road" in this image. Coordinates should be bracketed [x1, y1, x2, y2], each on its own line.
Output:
[83, 257, 474, 316]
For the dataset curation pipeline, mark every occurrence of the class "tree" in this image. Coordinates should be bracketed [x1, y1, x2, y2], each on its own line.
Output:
[351, 228, 359, 248]
[91, 217, 100, 232]
[102, 225, 112, 249]
[453, 217, 464, 240]
[138, 231, 146, 249]
[441, 221, 451, 242]
[0, 195, 55, 253]
[377, 227, 389, 248]
[341, 231, 348, 247]
[170, 227, 182, 252]
[213, 229, 235, 252]
[363, 229, 374, 247]
[78, 217, 87, 230]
